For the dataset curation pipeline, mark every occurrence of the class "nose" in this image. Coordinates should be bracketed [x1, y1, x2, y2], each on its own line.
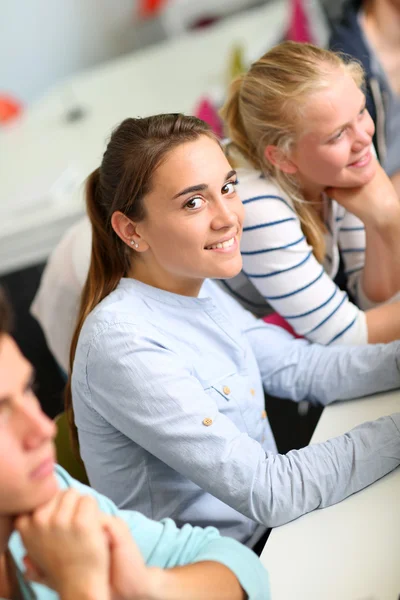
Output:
[19, 399, 57, 451]
[352, 112, 374, 151]
[210, 197, 238, 231]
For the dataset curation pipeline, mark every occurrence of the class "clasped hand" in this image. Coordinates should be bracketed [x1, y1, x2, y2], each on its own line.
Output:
[15, 489, 153, 600]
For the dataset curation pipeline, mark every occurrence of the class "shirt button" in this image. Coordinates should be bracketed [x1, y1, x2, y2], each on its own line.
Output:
[203, 417, 213, 426]
[250, 388, 256, 396]
[261, 435, 266, 443]
[222, 386, 231, 395]
[261, 410, 267, 419]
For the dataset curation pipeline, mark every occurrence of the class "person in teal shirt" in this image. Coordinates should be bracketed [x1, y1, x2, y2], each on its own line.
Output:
[0, 287, 269, 600]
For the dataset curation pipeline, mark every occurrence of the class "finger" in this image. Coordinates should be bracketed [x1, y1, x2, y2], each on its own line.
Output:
[14, 514, 31, 533]
[50, 488, 81, 529]
[30, 490, 67, 528]
[72, 494, 102, 531]
[102, 516, 135, 550]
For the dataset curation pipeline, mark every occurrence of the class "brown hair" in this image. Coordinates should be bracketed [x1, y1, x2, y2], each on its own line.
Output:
[65, 113, 216, 451]
[220, 41, 364, 263]
[0, 286, 12, 336]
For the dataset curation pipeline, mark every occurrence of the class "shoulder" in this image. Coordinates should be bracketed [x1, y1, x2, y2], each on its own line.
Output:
[75, 280, 164, 364]
[237, 168, 291, 202]
[236, 169, 297, 221]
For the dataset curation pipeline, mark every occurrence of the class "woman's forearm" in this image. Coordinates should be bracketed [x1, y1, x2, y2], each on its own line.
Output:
[362, 209, 400, 302]
[330, 162, 400, 302]
[147, 562, 246, 600]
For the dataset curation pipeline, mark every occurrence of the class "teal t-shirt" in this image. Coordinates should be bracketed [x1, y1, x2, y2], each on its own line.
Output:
[7, 465, 269, 600]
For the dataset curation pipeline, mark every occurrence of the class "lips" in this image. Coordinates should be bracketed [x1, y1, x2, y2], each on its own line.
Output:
[348, 149, 371, 168]
[30, 454, 55, 480]
[206, 236, 236, 250]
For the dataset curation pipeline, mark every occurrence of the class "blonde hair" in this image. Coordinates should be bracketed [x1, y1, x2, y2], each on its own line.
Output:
[220, 41, 364, 263]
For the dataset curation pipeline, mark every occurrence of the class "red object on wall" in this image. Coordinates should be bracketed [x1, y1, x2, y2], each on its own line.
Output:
[138, 0, 167, 18]
[0, 95, 22, 123]
[286, 0, 313, 43]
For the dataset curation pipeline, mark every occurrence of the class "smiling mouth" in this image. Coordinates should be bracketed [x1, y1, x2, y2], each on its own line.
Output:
[205, 237, 236, 250]
[348, 150, 371, 168]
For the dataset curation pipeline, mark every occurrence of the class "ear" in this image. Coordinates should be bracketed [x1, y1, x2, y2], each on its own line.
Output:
[111, 211, 149, 252]
[264, 145, 298, 175]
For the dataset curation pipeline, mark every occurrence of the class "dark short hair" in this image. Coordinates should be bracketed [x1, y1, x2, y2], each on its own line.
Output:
[0, 287, 11, 335]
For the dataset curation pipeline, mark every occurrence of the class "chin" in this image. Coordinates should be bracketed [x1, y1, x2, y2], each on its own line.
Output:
[24, 472, 59, 512]
[343, 162, 376, 187]
[219, 266, 242, 280]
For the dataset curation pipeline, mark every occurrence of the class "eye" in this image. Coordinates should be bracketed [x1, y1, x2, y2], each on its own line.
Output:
[24, 375, 38, 397]
[184, 196, 204, 210]
[222, 179, 238, 195]
[0, 400, 11, 424]
[329, 130, 344, 144]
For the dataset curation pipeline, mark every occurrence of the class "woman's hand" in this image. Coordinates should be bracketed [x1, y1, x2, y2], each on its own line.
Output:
[15, 489, 111, 600]
[326, 160, 400, 227]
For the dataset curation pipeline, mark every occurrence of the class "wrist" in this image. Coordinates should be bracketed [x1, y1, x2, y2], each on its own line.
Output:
[58, 577, 110, 600]
[362, 199, 400, 230]
[144, 568, 176, 600]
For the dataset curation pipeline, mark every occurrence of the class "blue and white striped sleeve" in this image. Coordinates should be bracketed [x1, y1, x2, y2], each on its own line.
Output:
[237, 172, 368, 345]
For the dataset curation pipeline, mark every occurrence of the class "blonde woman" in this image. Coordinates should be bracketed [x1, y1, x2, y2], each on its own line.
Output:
[221, 41, 400, 345]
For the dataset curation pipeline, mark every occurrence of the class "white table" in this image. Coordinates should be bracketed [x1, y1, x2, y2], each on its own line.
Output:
[0, 0, 287, 275]
[261, 390, 400, 600]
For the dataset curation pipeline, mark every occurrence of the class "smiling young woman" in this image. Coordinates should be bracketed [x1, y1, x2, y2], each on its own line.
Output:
[220, 40, 400, 346]
[110, 134, 244, 297]
[65, 113, 400, 555]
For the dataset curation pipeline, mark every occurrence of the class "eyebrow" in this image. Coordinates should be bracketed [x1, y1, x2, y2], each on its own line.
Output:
[0, 366, 36, 404]
[172, 170, 237, 200]
[326, 98, 366, 139]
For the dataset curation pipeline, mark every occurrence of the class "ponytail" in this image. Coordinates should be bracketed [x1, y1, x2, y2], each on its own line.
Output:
[221, 76, 263, 171]
[65, 168, 128, 453]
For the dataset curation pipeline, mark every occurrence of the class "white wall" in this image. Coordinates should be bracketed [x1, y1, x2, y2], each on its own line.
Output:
[0, 0, 153, 104]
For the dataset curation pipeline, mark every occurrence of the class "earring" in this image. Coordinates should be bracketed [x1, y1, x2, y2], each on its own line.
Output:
[130, 239, 139, 249]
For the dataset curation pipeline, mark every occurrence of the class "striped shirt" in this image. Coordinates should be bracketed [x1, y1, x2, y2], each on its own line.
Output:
[223, 169, 377, 345]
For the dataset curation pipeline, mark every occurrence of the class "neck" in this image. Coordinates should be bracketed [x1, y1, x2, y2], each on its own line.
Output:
[0, 518, 14, 600]
[364, 0, 400, 48]
[0, 517, 13, 555]
[129, 260, 203, 298]
[297, 177, 325, 206]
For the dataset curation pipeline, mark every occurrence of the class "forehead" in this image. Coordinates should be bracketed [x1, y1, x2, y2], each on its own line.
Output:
[299, 72, 364, 139]
[0, 335, 30, 396]
[151, 136, 230, 193]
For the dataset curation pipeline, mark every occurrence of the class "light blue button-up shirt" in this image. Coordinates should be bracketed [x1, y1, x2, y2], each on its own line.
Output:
[72, 278, 400, 545]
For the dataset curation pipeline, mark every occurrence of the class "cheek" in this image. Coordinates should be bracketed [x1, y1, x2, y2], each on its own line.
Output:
[0, 456, 25, 512]
[11, 473, 58, 514]
[236, 199, 245, 224]
[317, 146, 351, 173]
[366, 114, 375, 137]
[0, 447, 58, 514]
